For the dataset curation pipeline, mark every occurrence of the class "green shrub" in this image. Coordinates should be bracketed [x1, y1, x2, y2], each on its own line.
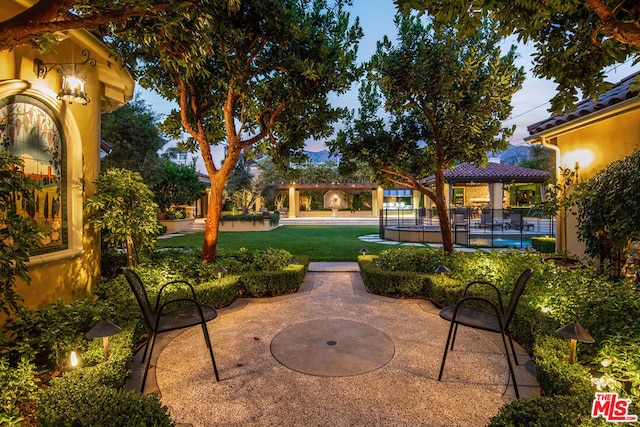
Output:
[37, 376, 173, 427]
[0, 355, 36, 414]
[359, 256, 432, 297]
[531, 236, 556, 253]
[240, 262, 308, 297]
[375, 246, 445, 273]
[488, 395, 592, 427]
[533, 335, 595, 399]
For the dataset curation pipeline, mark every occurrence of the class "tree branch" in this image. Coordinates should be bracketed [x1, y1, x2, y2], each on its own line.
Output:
[0, 0, 188, 51]
[585, 0, 640, 47]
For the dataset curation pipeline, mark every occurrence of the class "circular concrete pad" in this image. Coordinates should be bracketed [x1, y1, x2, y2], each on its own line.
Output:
[270, 318, 395, 376]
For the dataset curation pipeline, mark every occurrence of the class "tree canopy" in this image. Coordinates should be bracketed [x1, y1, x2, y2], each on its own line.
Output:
[394, 0, 640, 113]
[113, 0, 362, 262]
[330, 16, 524, 253]
[0, 0, 206, 52]
[100, 95, 167, 181]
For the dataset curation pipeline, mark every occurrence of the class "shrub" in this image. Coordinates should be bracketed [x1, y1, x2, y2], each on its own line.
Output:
[488, 395, 592, 427]
[359, 256, 432, 298]
[37, 377, 173, 427]
[239, 263, 308, 297]
[531, 236, 556, 253]
[0, 355, 36, 415]
[533, 335, 595, 400]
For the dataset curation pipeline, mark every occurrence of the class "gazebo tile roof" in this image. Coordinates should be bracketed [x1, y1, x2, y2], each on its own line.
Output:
[527, 71, 640, 135]
[424, 162, 549, 184]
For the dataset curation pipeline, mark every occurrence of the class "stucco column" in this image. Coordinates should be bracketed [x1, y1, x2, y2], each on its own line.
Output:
[489, 183, 504, 218]
[412, 190, 421, 209]
[288, 186, 297, 218]
[444, 183, 451, 207]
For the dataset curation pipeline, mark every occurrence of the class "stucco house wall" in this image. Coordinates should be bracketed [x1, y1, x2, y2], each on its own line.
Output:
[1, 2, 134, 308]
[526, 72, 640, 257]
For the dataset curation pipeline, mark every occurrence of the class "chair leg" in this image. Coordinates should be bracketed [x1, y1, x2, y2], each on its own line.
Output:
[450, 323, 459, 351]
[499, 331, 519, 399]
[508, 334, 519, 366]
[438, 320, 457, 381]
[201, 322, 220, 381]
[140, 332, 158, 393]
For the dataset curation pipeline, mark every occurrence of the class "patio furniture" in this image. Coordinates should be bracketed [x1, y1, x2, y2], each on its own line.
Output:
[507, 213, 534, 231]
[452, 213, 467, 229]
[437, 268, 534, 399]
[479, 213, 503, 230]
[122, 268, 220, 392]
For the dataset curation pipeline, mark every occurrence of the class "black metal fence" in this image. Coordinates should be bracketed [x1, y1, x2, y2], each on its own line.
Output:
[380, 207, 555, 248]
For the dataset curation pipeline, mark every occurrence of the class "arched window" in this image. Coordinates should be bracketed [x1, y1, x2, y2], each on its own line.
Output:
[0, 95, 67, 254]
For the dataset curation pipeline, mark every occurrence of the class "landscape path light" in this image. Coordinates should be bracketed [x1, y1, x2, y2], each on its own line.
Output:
[214, 265, 228, 281]
[360, 247, 369, 256]
[556, 320, 594, 364]
[435, 264, 451, 282]
[85, 319, 121, 361]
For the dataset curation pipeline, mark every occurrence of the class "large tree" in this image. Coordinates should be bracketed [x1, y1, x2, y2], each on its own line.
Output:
[0, 0, 203, 52]
[116, 0, 362, 262]
[395, 0, 640, 113]
[101, 94, 167, 181]
[331, 16, 524, 253]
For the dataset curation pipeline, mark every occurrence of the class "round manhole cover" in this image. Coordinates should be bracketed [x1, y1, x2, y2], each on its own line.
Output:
[270, 318, 395, 377]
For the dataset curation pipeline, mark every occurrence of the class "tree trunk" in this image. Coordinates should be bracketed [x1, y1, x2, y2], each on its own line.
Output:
[434, 163, 454, 253]
[202, 181, 224, 263]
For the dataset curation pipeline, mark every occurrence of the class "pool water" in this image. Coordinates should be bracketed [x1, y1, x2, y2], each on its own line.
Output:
[469, 237, 532, 248]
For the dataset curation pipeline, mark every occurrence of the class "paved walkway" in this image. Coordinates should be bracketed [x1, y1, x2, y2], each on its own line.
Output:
[130, 265, 539, 426]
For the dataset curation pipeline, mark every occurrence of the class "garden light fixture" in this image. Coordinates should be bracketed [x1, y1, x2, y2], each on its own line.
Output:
[435, 264, 450, 281]
[69, 351, 79, 369]
[214, 265, 228, 281]
[360, 247, 369, 256]
[85, 319, 121, 361]
[556, 320, 594, 364]
[288, 257, 298, 265]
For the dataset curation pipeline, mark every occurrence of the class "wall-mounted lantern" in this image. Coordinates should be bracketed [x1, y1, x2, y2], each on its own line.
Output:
[34, 49, 96, 105]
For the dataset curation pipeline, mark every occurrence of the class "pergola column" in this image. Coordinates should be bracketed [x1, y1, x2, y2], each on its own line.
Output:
[288, 186, 297, 218]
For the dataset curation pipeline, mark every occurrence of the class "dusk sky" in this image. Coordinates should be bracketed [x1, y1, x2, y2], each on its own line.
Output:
[139, 0, 638, 170]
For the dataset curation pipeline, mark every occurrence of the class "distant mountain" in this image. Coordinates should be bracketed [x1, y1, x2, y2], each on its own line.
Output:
[305, 150, 340, 163]
[496, 144, 532, 166]
[304, 145, 532, 166]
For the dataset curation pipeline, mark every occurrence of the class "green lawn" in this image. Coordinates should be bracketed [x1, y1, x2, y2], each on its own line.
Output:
[157, 225, 392, 261]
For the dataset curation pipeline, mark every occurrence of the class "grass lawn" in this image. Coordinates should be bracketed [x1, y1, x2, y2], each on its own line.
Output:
[157, 225, 393, 261]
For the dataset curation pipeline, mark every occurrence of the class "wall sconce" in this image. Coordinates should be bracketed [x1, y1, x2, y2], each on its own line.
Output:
[556, 320, 594, 364]
[85, 319, 121, 361]
[34, 49, 96, 105]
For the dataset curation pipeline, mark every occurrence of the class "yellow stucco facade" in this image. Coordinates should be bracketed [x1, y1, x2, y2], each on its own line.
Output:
[1, 2, 134, 308]
[526, 90, 640, 257]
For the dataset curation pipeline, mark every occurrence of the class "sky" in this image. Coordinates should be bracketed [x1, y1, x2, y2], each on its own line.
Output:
[138, 0, 638, 171]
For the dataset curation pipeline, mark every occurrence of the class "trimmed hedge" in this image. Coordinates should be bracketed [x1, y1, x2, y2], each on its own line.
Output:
[531, 236, 556, 253]
[488, 395, 592, 427]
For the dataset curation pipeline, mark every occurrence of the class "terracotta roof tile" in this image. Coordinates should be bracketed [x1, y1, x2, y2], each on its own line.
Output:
[528, 71, 640, 135]
[424, 162, 549, 184]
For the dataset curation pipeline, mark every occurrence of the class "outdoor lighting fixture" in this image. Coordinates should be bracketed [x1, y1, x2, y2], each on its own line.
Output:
[214, 265, 228, 281]
[435, 265, 451, 282]
[556, 320, 594, 364]
[288, 257, 298, 265]
[69, 351, 79, 369]
[33, 49, 96, 105]
[360, 247, 369, 256]
[85, 319, 121, 361]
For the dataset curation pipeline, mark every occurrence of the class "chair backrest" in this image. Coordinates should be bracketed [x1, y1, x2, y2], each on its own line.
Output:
[123, 268, 156, 331]
[481, 213, 491, 224]
[510, 213, 522, 225]
[502, 268, 534, 328]
[454, 213, 465, 225]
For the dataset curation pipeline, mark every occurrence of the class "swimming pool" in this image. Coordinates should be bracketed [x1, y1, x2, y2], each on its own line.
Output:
[469, 236, 532, 248]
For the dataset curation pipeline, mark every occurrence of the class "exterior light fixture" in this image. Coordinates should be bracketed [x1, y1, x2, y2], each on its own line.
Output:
[69, 351, 79, 369]
[360, 247, 369, 256]
[214, 265, 228, 281]
[288, 257, 298, 265]
[85, 319, 121, 361]
[435, 264, 451, 282]
[556, 320, 594, 364]
[33, 49, 96, 105]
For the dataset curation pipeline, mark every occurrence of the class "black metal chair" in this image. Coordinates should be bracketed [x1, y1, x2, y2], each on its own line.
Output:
[437, 268, 534, 398]
[123, 268, 220, 392]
